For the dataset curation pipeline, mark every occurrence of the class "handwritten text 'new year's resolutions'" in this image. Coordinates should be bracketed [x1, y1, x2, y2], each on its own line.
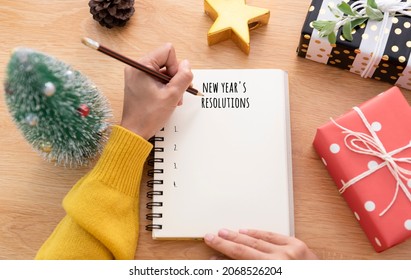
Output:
[201, 81, 250, 109]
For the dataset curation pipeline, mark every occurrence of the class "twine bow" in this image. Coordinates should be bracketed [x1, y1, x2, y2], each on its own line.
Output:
[349, 0, 411, 78]
[331, 106, 411, 216]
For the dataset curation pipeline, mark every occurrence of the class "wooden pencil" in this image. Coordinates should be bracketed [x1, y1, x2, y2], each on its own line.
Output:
[81, 37, 203, 96]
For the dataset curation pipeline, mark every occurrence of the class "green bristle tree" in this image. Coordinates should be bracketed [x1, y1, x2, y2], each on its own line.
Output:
[4, 47, 111, 167]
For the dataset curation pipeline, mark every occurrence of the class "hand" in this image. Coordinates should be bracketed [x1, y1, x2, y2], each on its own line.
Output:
[204, 229, 318, 260]
[120, 43, 193, 139]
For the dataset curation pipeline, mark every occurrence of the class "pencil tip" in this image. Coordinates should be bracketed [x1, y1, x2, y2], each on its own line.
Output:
[197, 91, 204, 97]
[81, 37, 99, 50]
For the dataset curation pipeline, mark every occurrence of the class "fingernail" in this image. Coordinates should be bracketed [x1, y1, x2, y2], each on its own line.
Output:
[204, 233, 215, 242]
[218, 229, 229, 238]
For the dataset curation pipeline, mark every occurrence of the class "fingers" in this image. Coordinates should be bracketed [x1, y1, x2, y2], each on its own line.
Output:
[239, 229, 292, 246]
[204, 231, 267, 260]
[204, 229, 285, 260]
[133, 44, 192, 102]
[219, 229, 277, 253]
[166, 59, 193, 100]
[139, 43, 179, 76]
[204, 228, 311, 260]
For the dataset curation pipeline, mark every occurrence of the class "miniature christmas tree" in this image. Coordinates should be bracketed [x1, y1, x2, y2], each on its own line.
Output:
[4, 47, 111, 167]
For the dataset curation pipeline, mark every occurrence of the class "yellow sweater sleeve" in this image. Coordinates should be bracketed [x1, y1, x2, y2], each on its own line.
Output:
[35, 125, 153, 260]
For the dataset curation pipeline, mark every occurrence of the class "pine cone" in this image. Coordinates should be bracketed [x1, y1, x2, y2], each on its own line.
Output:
[89, 0, 135, 28]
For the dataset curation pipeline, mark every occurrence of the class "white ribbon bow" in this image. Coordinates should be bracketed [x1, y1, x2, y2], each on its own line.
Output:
[332, 106, 411, 216]
[348, 0, 411, 78]
[354, 0, 411, 16]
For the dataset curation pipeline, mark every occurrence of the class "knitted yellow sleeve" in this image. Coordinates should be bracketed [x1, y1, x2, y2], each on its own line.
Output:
[35, 125, 153, 259]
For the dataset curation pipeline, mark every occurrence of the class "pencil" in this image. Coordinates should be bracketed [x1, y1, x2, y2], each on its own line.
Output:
[81, 37, 203, 96]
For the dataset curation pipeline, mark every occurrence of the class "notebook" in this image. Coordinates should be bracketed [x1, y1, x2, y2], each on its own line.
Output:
[146, 69, 294, 239]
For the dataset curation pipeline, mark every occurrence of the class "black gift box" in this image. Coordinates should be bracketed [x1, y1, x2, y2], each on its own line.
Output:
[297, 0, 411, 90]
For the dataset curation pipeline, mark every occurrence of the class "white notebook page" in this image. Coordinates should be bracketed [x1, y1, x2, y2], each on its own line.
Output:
[149, 69, 294, 239]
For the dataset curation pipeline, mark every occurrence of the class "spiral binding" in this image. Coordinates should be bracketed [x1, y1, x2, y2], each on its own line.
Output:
[147, 190, 163, 198]
[147, 158, 163, 167]
[146, 135, 164, 231]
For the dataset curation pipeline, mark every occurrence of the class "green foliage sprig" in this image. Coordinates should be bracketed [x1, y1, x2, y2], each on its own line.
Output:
[312, 0, 383, 44]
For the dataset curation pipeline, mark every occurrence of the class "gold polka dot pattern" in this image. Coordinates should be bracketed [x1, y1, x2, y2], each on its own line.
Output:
[297, 0, 411, 91]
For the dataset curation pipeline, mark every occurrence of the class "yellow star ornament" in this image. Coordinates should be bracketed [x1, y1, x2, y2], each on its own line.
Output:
[204, 0, 270, 54]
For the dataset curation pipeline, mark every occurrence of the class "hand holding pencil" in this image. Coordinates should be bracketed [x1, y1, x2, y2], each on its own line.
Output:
[83, 40, 194, 139]
[81, 37, 203, 96]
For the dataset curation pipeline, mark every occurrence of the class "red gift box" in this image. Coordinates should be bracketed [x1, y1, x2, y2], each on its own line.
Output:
[313, 86, 411, 252]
